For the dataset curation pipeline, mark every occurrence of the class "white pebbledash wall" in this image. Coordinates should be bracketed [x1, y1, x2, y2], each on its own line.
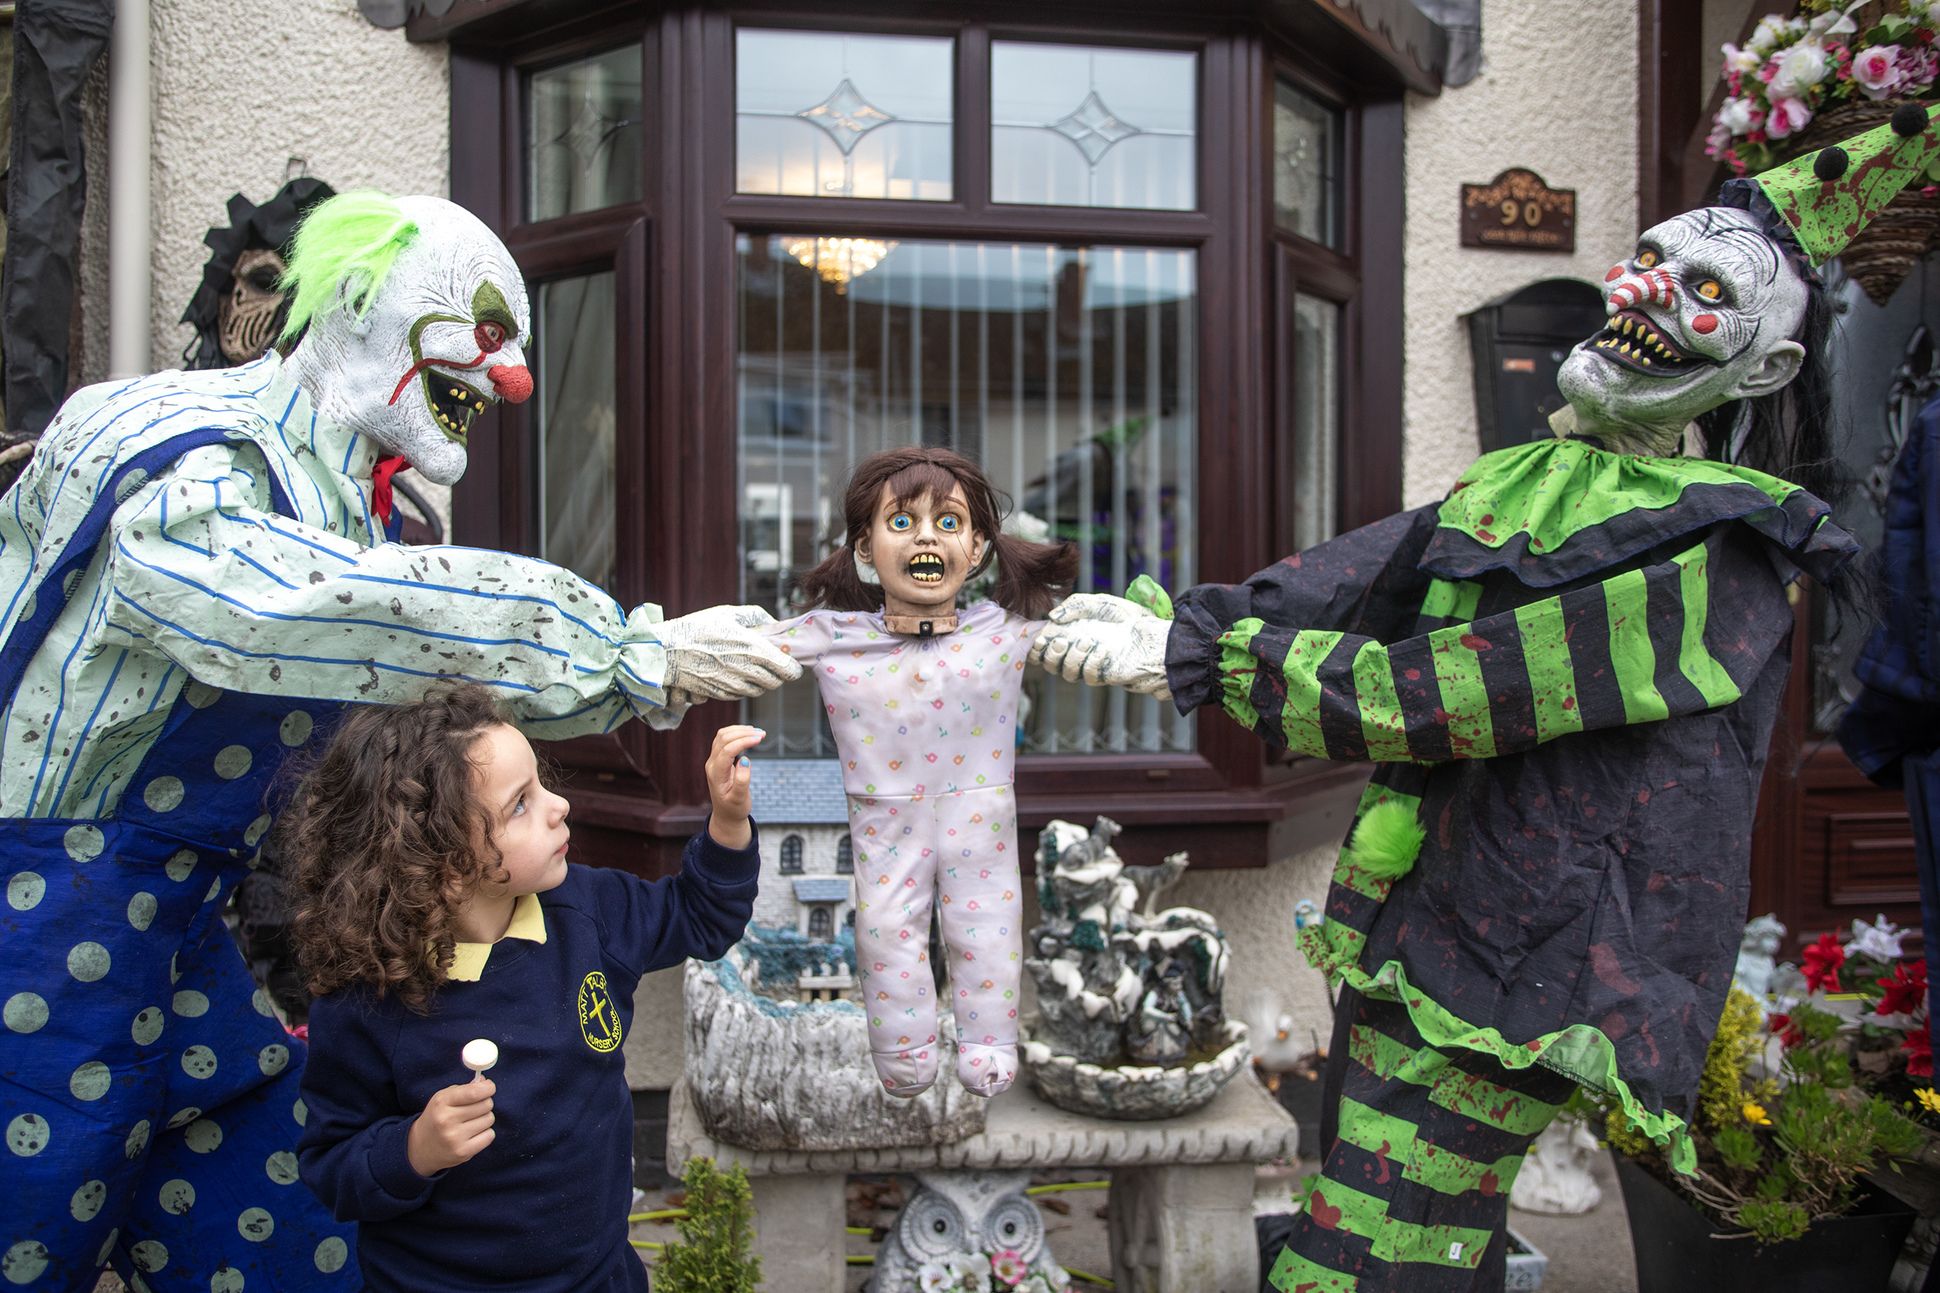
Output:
[97, 0, 1644, 1093]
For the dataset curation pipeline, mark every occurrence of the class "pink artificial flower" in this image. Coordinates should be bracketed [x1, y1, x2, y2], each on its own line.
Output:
[1765, 95, 1814, 140]
[1854, 44, 1907, 98]
[991, 1250, 1029, 1287]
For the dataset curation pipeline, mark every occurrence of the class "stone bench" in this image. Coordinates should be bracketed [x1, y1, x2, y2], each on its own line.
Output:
[665, 1068, 1299, 1292]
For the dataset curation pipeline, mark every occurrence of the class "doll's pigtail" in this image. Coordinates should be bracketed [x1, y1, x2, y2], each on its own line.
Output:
[986, 531, 1076, 620]
[798, 543, 885, 613]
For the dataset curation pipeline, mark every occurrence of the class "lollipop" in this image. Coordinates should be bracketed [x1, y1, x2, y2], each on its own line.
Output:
[462, 1038, 498, 1082]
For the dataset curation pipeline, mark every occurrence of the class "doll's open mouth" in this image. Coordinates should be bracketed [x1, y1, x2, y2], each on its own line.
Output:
[907, 553, 947, 584]
[1586, 311, 1708, 377]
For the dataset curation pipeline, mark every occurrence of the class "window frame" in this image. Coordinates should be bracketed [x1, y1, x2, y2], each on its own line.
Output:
[449, 4, 1409, 876]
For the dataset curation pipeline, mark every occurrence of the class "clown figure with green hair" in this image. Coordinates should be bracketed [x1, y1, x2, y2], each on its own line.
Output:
[0, 193, 798, 1290]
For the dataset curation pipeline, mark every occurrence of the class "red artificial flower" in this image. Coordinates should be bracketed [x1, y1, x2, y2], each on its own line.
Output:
[1878, 960, 1929, 1018]
[1802, 933, 1846, 994]
[1768, 1012, 1806, 1050]
[1906, 1027, 1934, 1078]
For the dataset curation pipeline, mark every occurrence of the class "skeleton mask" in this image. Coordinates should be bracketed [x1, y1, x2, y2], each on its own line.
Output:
[287, 196, 533, 486]
[220, 248, 290, 365]
[1556, 206, 1809, 452]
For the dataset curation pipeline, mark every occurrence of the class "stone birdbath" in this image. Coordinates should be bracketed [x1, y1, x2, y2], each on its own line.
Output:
[1021, 817, 1250, 1120]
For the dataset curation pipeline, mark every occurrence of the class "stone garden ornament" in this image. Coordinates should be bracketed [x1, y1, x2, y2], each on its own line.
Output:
[1032, 109, 1940, 1292]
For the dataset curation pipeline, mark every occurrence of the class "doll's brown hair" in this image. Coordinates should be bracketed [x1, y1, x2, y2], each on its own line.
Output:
[278, 684, 509, 1011]
[797, 446, 1076, 619]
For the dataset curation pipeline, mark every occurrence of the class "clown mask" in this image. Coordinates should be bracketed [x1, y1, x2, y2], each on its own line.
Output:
[286, 195, 532, 486]
[1557, 205, 1808, 455]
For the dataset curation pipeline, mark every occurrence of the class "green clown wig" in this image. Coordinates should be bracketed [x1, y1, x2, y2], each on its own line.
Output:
[277, 191, 422, 342]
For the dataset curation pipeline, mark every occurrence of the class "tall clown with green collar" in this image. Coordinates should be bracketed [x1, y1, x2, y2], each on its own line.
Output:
[0, 194, 798, 1290]
[1035, 109, 1940, 1290]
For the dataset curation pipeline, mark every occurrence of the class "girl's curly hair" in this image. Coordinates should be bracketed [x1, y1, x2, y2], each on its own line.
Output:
[278, 684, 507, 1011]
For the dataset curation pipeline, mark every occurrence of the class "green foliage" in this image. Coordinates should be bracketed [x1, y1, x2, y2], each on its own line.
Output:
[654, 1158, 762, 1293]
[1586, 987, 1924, 1245]
[1738, 1198, 1811, 1244]
[1713, 1124, 1763, 1174]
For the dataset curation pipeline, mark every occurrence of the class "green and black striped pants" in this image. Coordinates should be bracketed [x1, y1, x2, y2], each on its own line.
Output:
[1268, 993, 1576, 1292]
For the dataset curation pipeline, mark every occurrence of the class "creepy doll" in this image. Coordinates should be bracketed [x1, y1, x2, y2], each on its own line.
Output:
[767, 447, 1076, 1097]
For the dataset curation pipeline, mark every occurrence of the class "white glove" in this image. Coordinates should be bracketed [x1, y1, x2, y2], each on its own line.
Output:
[656, 604, 802, 702]
[1031, 594, 1173, 699]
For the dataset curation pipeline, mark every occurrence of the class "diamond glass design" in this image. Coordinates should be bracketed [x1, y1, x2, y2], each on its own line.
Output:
[1048, 89, 1143, 164]
[796, 77, 897, 156]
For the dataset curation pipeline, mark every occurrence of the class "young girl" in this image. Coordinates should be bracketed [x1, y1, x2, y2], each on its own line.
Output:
[769, 446, 1075, 1099]
[285, 685, 762, 1292]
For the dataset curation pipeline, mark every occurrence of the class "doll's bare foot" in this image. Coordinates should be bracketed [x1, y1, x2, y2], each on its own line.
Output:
[956, 1041, 1017, 1097]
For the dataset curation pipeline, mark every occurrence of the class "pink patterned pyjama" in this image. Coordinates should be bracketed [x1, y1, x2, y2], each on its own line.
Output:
[770, 602, 1040, 1097]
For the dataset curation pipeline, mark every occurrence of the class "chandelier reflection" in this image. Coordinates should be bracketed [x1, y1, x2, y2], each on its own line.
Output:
[786, 236, 896, 293]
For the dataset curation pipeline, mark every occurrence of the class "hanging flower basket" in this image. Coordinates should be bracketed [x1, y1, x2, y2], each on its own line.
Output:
[1790, 98, 1940, 304]
[1706, 5, 1940, 306]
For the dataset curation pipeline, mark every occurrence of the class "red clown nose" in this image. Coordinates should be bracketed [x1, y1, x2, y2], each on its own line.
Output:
[488, 364, 533, 404]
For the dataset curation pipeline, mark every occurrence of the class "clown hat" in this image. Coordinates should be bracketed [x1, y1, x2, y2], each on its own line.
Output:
[1721, 102, 1940, 265]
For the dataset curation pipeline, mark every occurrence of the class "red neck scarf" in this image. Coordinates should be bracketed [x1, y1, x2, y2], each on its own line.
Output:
[371, 455, 410, 526]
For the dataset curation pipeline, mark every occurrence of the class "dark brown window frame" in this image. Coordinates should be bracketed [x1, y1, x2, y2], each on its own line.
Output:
[447, 3, 1412, 876]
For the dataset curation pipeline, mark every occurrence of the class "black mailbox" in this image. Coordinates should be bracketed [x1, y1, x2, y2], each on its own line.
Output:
[1463, 278, 1607, 452]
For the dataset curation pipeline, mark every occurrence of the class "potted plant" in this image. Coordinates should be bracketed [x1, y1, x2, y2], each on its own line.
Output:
[1706, 1, 1940, 303]
[653, 1157, 763, 1293]
[1587, 980, 1921, 1292]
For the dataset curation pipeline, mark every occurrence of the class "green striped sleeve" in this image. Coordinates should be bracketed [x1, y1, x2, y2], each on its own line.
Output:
[1424, 622, 1497, 758]
[1604, 567, 1670, 724]
[1353, 641, 1411, 760]
[1309, 1178, 1493, 1268]
[1676, 545, 1741, 708]
[1514, 596, 1585, 745]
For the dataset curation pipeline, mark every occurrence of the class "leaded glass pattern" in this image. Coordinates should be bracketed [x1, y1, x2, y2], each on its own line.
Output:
[527, 46, 644, 223]
[1273, 80, 1343, 246]
[736, 29, 953, 201]
[533, 272, 617, 590]
[990, 43, 1195, 210]
[736, 235, 1197, 755]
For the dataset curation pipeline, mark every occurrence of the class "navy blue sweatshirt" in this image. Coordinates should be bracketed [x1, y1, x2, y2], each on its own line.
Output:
[298, 828, 759, 1292]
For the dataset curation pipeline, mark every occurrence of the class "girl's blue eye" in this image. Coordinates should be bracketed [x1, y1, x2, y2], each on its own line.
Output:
[511, 796, 526, 817]
[938, 515, 960, 532]
[890, 513, 912, 531]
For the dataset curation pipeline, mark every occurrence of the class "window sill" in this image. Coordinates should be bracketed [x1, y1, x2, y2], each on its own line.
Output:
[556, 758, 1370, 879]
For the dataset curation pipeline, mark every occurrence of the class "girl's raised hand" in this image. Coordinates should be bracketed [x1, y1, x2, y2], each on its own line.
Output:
[406, 1078, 495, 1177]
[705, 724, 765, 850]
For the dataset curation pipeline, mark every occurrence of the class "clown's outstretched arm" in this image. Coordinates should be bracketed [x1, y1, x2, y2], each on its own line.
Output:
[96, 443, 798, 737]
[1033, 505, 1445, 704]
[1149, 529, 1794, 762]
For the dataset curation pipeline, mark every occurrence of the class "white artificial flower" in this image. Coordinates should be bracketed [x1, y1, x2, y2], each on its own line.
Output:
[919, 1262, 958, 1293]
[1018, 1280, 1053, 1293]
[1749, 15, 1790, 51]
[1719, 96, 1759, 135]
[1850, 914, 1907, 961]
[1722, 41, 1761, 75]
[1767, 41, 1832, 97]
[946, 1253, 992, 1293]
[1809, 0, 1866, 38]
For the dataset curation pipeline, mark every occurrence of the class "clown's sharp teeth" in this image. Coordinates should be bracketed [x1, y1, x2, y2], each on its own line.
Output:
[1641, 356, 1651, 366]
[1619, 343, 1633, 356]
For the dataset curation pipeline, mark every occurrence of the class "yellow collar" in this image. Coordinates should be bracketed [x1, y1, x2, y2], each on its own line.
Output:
[446, 892, 548, 982]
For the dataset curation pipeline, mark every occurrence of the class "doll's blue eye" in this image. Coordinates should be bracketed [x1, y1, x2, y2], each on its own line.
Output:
[890, 513, 913, 531]
[938, 515, 960, 532]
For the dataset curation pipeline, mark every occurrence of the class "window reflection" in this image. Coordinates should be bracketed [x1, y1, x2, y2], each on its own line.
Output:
[527, 46, 644, 222]
[736, 29, 954, 201]
[737, 235, 1197, 756]
[991, 42, 1195, 210]
[532, 273, 617, 590]
[1290, 294, 1341, 549]
[1274, 80, 1342, 246]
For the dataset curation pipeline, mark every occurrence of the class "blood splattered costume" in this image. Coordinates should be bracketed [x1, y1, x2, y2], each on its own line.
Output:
[1035, 110, 1940, 1289]
[0, 193, 795, 1291]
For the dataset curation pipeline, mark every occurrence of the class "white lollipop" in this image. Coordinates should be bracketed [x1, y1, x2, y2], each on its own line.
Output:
[462, 1038, 498, 1081]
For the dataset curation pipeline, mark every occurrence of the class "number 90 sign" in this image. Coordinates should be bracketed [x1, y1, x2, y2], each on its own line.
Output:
[1462, 168, 1576, 253]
